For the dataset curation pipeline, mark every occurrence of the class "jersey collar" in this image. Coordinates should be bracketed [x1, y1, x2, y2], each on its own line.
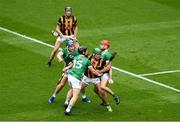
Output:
[101, 49, 108, 55]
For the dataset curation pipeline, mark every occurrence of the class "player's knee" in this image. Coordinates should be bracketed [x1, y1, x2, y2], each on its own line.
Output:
[52, 48, 58, 53]
[57, 82, 65, 88]
[98, 87, 103, 93]
[100, 86, 106, 91]
[59, 82, 65, 87]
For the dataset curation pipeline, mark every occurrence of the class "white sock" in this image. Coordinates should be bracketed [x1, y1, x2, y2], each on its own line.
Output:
[66, 105, 72, 112]
[64, 100, 69, 105]
[52, 94, 56, 97]
[82, 94, 86, 99]
[65, 97, 71, 104]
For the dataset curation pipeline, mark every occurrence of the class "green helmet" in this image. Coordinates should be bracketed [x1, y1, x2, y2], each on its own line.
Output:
[93, 48, 101, 55]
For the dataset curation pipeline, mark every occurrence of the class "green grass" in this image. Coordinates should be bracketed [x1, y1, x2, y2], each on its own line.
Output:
[0, 0, 180, 121]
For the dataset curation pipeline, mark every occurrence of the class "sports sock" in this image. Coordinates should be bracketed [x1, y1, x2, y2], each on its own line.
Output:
[106, 105, 111, 109]
[82, 94, 87, 99]
[66, 105, 72, 112]
[65, 96, 71, 104]
[52, 94, 56, 97]
[112, 93, 115, 97]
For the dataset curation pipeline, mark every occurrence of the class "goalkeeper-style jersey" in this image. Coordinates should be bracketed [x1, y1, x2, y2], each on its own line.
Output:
[69, 55, 92, 80]
[60, 48, 79, 66]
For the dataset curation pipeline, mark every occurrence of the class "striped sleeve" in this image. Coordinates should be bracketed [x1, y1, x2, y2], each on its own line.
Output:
[73, 16, 78, 26]
[57, 16, 63, 26]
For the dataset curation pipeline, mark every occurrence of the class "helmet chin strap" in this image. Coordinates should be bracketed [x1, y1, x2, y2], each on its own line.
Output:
[101, 48, 105, 51]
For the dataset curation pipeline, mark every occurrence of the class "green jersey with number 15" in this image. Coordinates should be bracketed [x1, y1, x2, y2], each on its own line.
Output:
[69, 55, 92, 80]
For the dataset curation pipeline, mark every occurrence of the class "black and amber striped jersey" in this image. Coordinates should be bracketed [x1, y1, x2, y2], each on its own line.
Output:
[85, 54, 106, 78]
[57, 16, 77, 36]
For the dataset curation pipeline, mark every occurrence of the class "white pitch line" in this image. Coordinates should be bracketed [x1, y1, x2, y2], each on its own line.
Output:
[0, 27, 54, 48]
[0, 26, 180, 93]
[138, 70, 180, 76]
[112, 67, 180, 93]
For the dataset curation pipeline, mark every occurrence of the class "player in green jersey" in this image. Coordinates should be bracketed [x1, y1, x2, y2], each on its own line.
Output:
[48, 39, 79, 103]
[63, 46, 102, 115]
[99, 40, 120, 105]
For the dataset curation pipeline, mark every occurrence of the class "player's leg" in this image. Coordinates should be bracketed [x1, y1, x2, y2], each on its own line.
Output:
[81, 76, 91, 103]
[94, 82, 112, 112]
[47, 36, 67, 67]
[101, 73, 120, 105]
[65, 88, 81, 115]
[64, 75, 82, 115]
[48, 74, 68, 103]
[108, 68, 114, 83]
[94, 83, 105, 103]
[64, 88, 73, 107]
[47, 40, 61, 67]
[91, 78, 104, 102]
[101, 77, 114, 95]
[92, 78, 112, 111]
[81, 83, 87, 96]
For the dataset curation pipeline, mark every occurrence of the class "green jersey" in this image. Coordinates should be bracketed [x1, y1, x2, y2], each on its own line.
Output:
[101, 49, 112, 62]
[101, 49, 112, 73]
[69, 55, 92, 80]
[60, 48, 79, 66]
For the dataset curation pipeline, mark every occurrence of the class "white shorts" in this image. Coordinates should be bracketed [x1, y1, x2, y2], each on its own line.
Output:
[82, 75, 100, 85]
[68, 75, 82, 89]
[56, 35, 74, 43]
[101, 73, 109, 80]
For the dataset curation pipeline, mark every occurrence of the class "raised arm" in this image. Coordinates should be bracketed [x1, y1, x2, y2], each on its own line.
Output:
[99, 61, 111, 73]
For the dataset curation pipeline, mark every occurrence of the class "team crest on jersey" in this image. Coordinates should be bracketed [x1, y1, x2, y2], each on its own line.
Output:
[69, 54, 74, 59]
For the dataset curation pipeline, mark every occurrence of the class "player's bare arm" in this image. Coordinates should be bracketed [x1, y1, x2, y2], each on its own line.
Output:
[63, 62, 74, 72]
[89, 67, 102, 77]
[73, 26, 78, 41]
[99, 61, 112, 73]
[57, 51, 63, 62]
[55, 25, 63, 37]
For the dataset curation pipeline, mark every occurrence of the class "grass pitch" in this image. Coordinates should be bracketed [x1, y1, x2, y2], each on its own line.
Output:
[0, 0, 180, 121]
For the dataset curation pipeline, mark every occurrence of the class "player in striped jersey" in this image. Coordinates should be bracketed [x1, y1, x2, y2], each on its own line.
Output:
[47, 6, 78, 67]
